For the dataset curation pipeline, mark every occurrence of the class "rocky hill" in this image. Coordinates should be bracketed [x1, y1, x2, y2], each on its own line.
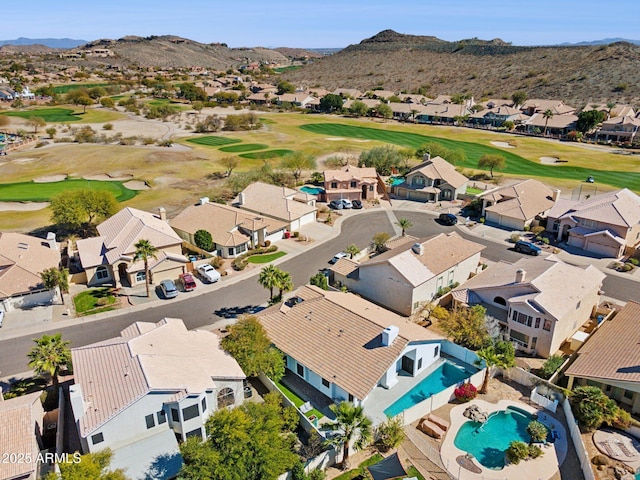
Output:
[282, 30, 640, 106]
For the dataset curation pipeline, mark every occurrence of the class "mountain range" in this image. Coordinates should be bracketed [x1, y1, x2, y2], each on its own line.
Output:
[0, 37, 87, 48]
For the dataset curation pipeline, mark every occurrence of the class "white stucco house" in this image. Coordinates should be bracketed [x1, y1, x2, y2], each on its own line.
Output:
[70, 318, 246, 480]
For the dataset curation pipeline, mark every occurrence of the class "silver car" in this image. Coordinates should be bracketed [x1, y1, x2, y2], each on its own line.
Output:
[159, 279, 179, 299]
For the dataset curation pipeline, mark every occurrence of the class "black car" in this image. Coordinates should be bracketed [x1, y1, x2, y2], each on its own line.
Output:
[438, 213, 458, 226]
[514, 240, 542, 256]
[352, 199, 363, 209]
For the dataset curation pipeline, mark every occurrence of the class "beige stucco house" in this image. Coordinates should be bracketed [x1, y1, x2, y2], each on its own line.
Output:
[393, 155, 468, 202]
[323, 165, 380, 202]
[332, 233, 485, 316]
[452, 255, 605, 358]
[546, 188, 640, 258]
[595, 116, 640, 144]
[76, 207, 188, 287]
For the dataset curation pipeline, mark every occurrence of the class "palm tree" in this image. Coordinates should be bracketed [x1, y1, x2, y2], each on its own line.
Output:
[27, 333, 71, 389]
[475, 341, 515, 394]
[258, 265, 279, 301]
[372, 232, 391, 253]
[606, 101, 617, 120]
[542, 109, 554, 136]
[40, 267, 69, 304]
[345, 244, 360, 259]
[275, 269, 293, 299]
[395, 218, 413, 236]
[134, 239, 158, 297]
[325, 402, 373, 470]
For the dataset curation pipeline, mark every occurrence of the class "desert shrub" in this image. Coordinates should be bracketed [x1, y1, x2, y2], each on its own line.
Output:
[539, 354, 564, 379]
[628, 258, 639, 266]
[542, 238, 550, 245]
[264, 240, 271, 247]
[510, 233, 521, 243]
[232, 258, 248, 270]
[528, 444, 543, 459]
[526, 420, 548, 443]
[571, 386, 618, 430]
[479, 217, 485, 223]
[374, 416, 405, 452]
[454, 382, 477, 402]
[523, 225, 530, 232]
[293, 231, 300, 238]
[531, 226, 545, 235]
[210, 256, 223, 269]
[95, 297, 111, 307]
[611, 408, 632, 430]
[591, 455, 610, 466]
[506, 441, 530, 465]
[103, 123, 113, 130]
[142, 137, 156, 145]
[35, 141, 48, 148]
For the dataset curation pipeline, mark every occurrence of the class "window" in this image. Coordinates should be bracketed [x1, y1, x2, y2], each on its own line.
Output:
[237, 243, 247, 254]
[331, 182, 337, 189]
[201, 397, 207, 412]
[552, 222, 559, 232]
[91, 433, 104, 445]
[534, 317, 541, 329]
[296, 363, 304, 377]
[145, 414, 155, 429]
[512, 311, 533, 327]
[135, 271, 146, 282]
[96, 266, 109, 280]
[412, 176, 425, 186]
[434, 346, 439, 357]
[157, 410, 167, 424]
[543, 320, 552, 331]
[322, 378, 330, 388]
[509, 329, 530, 348]
[531, 337, 538, 350]
[228, 247, 235, 256]
[186, 428, 202, 439]
[348, 394, 354, 402]
[624, 390, 634, 400]
[217, 387, 235, 409]
[369, 185, 374, 191]
[171, 408, 179, 422]
[417, 358, 423, 370]
[350, 181, 357, 188]
[182, 404, 199, 421]
[493, 296, 507, 306]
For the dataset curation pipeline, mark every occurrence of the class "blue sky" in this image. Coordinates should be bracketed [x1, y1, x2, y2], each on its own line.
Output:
[7, 0, 640, 48]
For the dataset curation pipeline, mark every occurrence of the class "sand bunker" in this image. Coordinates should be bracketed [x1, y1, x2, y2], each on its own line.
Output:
[354, 139, 370, 143]
[325, 137, 345, 141]
[539, 156, 568, 165]
[83, 173, 135, 181]
[123, 180, 150, 191]
[33, 175, 67, 183]
[490, 141, 515, 148]
[0, 202, 49, 212]
[11, 157, 37, 164]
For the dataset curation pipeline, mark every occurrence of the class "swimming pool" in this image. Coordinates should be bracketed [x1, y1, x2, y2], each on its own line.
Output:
[384, 360, 473, 418]
[389, 176, 405, 186]
[454, 406, 538, 469]
[300, 185, 324, 195]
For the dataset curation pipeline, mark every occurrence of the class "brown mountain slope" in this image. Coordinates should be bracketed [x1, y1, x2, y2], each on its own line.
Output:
[282, 30, 640, 106]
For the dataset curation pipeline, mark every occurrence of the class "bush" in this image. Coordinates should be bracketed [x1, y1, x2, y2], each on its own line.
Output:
[264, 240, 271, 247]
[528, 444, 543, 459]
[542, 238, 550, 245]
[103, 123, 113, 130]
[454, 382, 477, 402]
[506, 441, 530, 464]
[375, 416, 405, 452]
[523, 225, 530, 232]
[531, 226, 545, 235]
[611, 408, 632, 430]
[194, 229, 213, 251]
[539, 354, 564, 379]
[309, 272, 329, 290]
[628, 258, 639, 266]
[526, 420, 548, 443]
[233, 258, 248, 270]
[210, 256, 223, 269]
[95, 297, 111, 307]
[571, 386, 618, 430]
[510, 233, 521, 243]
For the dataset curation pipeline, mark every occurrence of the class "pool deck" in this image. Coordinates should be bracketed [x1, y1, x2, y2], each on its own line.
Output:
[440, 399, 568, 480]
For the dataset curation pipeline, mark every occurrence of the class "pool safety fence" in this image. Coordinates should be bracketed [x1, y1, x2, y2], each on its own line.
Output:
[562, 398, 596, 480]
[530, 386, 559, 413]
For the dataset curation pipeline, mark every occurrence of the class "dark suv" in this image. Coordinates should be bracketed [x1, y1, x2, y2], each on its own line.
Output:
[514, 240, 542, 256]
[438, 213, 458, 226]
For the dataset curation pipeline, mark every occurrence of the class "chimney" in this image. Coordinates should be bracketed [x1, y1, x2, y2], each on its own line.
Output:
[158, 207, 167, 222]
[46, 232, 58, 250]
[552, 189, 560, 201]
[515, 269, 526, 283]
[382, 325, 399, 346]
[238, 192, 246, 205]
[423, 153, 431, 162]
[411, 242, 424, 256]
[199, 197, 209, 205]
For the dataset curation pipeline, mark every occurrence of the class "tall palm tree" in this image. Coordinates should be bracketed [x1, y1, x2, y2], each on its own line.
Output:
[606, 102, 617, 120]
[475, 341, 515, 394]
[325, 402, 373, 470]
[542, 109, 554, 136]
[258, 264, 279, 301]
[40, 267, 69, 304]
[27, 333, 71, 389]
[275, 269, 293, 299]
[134, 239, 158, 297]
[345, 244, 360, 259]
[395, 218, 413, 236]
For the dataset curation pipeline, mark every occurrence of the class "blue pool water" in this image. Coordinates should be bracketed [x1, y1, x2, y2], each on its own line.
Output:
[454, 407, 537, 469]
[300, 185, 324, 195]
[635, 472, 640, 480]
[389, 176, 405, 186]
[384, 360, 472, 418]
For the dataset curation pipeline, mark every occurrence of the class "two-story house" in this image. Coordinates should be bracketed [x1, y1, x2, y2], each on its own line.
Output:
[323, 165, 380, 203]
[393, 155, 468, 202]
[546, 188, 640, 258]
[451, 255, 605, 358]
[70, 318, 246, 480]
[595, 116, 640, 144]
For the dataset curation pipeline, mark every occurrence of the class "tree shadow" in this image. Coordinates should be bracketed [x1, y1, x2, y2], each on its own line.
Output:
[142, 451, 182, 480]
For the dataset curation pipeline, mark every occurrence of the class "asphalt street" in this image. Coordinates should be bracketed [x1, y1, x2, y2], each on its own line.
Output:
[0, 210, 636, 378]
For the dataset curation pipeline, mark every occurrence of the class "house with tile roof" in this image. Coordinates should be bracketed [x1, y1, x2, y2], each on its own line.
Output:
[595, 115, 640, 144]
[0, 232, 60, 313]
[75, 207, 188, 287]
[415, 103, 471, 125]
[0, 392, 45, 480]
[546, 188, 640, 258]
[469, 105, 529, 127]
[258, 285, 449, 411]
[170, 198, 287, 258]
[393, 154, 468, 202]
[331, 232, 485, 315]
[524, 113, 578, 136]
[451, 255, 605, 358]
[565, 301, 640, 414]
[519, 99, 576, 116]
[480, 179, 559, 230]
[69, 318, 245, 480]
[323, 165, 381, 203]
[234, 182, 317, 231]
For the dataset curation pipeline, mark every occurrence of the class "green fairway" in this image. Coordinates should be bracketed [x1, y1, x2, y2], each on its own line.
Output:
[247, 251, 287, 263]
[186, 136, 242, 147]
[259, 117, 276, 125]
[3, 108, 83, 123]
[145, 98, 188, 110]
[273, 66, 301, 73]
[51, 83, 111, 94]
[300, 123, 640, 192]
[219, 143, 268, 153]
[239, 149, 294, 159]
[0, 179, 137, 202]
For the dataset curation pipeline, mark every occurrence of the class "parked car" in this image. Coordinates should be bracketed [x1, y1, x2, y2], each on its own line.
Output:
[329, 200, 344, 210]
[438, 213, 458, 226]
[514, 240, 542, 256]
[179, 273, 197, 291]
[197, 263, 221, 283]
[329, 252, 348, 264]
[159, 279, 179, 299]
[340, 199, 353, 209]
[352, 199, 363, 209]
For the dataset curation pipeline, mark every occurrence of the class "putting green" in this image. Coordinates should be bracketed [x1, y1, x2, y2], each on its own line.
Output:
[186, 136, 242, 147]
[51, 83, 111, 94]
[0, 179, 137, 202]
[219, 143, 268, 153]
[239, 149, 294, 159]
[300, 123, 640, 192]
[3, 108, 84, 123]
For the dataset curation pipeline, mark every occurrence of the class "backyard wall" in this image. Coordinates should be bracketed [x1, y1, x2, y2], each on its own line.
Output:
[441, 340, 480, 366]
[562, 398, 596, 480]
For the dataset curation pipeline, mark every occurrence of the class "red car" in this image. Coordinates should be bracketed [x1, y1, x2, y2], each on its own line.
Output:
[179, 273, 197, 291]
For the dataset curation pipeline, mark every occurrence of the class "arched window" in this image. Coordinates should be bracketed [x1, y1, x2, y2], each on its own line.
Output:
[493, 296, 507, 306]
[136, 271, 146, 282]
[96, 266, 109, 280]
[217, 388, 235, 409]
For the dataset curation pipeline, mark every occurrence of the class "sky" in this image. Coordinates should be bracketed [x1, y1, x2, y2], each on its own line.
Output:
[5, 0, 640, 48]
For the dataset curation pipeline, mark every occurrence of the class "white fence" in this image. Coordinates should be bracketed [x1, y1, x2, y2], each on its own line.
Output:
[562, 398, 596, 480]
[442, 341, 480, 366]
[530, 386, 558, 413]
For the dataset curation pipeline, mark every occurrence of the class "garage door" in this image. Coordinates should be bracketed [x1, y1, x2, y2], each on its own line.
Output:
[408, 191, 430, 202]
[585, 239, 621, 258]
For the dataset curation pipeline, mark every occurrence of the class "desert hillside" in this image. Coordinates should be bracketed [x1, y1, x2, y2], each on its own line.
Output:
[282, 30, 640, 106]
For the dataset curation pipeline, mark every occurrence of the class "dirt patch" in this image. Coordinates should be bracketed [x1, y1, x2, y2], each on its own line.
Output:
[11, 157, 37, 164]
[0, 201, 50, 211]
[325, 137, 345, 141]
[123, 180, 150, 191]
[540, 156, 568, 165]
[490, 141, 516, 148]
[83, 173, 134, 181]
[33, 174, 67, 183]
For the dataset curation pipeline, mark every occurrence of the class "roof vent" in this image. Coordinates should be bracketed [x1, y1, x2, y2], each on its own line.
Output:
[17, 242, 29, 250]
[411, 243, 424, 255]
[382, 325, 399, 346]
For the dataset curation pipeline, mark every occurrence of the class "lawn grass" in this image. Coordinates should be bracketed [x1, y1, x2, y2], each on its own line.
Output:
[465, 186, 484, 195]
[51, 83, 111, 94]
[259, 117, 276, 125]
[275, 379, 324, 420]
[406, 465, 426, 480]
[1, 107, 123, 123]
[332, 453, 384, 480]
[73, 288, 117, 315]
[146, 98, 189, 110]
[273, 66, 301, 73]
[219, 143, 268, 153]
[186, 136, 242, 147]
[246, 251, 287, 263]
[0, 179, 137, 202]
[300, 123, 640, 192]
[239, 149, 294, 159]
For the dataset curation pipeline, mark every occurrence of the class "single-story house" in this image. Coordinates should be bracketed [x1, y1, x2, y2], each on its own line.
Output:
[480, 179, 558, 230]
[519, 99, 576, 116]
[393, 154, 468, 202]
[332, 232, 485, 315]
[76, 207, 188, 287]
[565, 301, 640, 414]
[70, 318, 245, 480]
[323, 165, 380, 202]
[0, 232, 60, 313]
[524, 113, 578, 136]
[452, 255, 605, 358]
[170, 198, 287, 258]
[469, 106, 529, 127]
[415, 103, 471, 124]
